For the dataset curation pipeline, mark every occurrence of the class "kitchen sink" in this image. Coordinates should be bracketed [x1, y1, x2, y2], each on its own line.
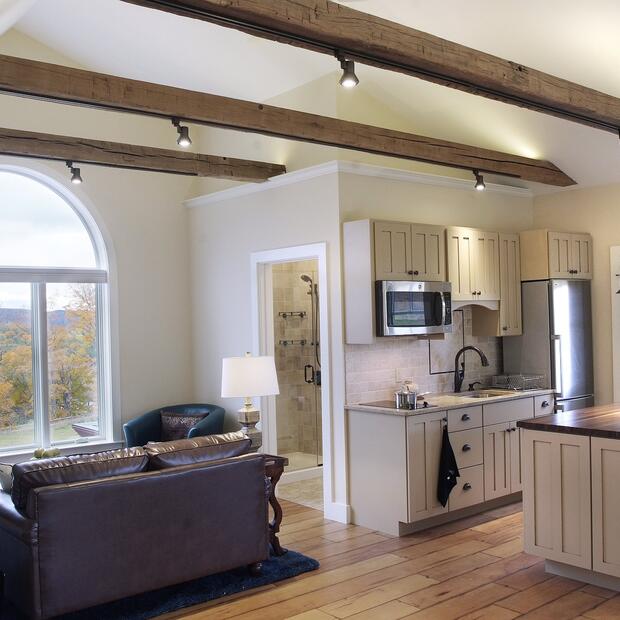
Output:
[459, 390, 514, 399]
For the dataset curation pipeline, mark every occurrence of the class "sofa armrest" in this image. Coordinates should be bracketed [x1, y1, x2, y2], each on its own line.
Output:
[0, 491, 36, 545]
[123, 410, 161, 447]
[188, 406, 226, 438]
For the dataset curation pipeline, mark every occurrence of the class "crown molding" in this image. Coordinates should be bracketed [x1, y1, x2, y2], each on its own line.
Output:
[184, 160, 533, 208]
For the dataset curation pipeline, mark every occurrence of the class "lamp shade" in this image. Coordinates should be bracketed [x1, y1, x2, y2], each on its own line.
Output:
[221, 354, 280, 398]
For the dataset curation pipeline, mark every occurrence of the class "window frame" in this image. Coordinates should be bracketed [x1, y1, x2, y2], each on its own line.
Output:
[0, 169, 114, 456]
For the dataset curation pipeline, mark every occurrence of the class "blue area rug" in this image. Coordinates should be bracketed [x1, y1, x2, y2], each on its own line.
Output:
[3, 551, 319, 620]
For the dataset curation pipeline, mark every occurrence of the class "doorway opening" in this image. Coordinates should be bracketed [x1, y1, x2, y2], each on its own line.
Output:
[251, 243, 331, 513]
[272, 260, 323, 473]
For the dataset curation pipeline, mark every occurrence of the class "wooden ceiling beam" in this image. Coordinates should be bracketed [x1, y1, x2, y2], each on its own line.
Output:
[122, 0, 620, 133]
[0, 54, 574, 186]
[0, 127, 286, 181]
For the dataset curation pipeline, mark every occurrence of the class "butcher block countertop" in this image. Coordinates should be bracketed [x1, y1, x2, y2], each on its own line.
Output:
[518, 404, 620, 439]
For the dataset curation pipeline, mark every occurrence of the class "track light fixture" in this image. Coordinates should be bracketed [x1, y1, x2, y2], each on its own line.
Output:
[66, 161, 83, 184]
[172, 118, 192, 147]
[473, 169, 486, 191]
[337, 52, 359, 88]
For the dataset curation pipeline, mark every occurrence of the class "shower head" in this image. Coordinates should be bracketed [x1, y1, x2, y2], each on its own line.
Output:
[300, 275, 313, 284]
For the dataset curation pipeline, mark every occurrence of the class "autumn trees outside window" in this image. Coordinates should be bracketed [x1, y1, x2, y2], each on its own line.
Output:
[0, 170, 111, 453]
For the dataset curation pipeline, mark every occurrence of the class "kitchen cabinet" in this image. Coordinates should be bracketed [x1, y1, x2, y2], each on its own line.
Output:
[591, 437, 620, 578]
[522, 429, 592, 569]
[483, 422, 511, 500]
[406, 410, 448, 522]
[374, 221, 412, 280]
[374, 220, 445, 281]
[447, 226, 500, 302]
[520, 230, 593, 281]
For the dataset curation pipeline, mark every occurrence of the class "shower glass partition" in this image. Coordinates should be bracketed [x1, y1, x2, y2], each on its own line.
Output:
[272, 260, 323, 472]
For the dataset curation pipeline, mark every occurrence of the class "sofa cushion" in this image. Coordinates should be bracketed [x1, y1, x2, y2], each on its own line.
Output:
[160, 411, 206, 441]
[11, 447, 148, 510]
[145, 431, 251, 469]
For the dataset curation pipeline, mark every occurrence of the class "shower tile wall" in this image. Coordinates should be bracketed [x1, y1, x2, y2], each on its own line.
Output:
[345, 307, 502, 405]
[273, 260, 322, 458]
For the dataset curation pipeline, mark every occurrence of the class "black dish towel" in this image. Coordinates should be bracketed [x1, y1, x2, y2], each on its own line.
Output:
[437, 425, 460, 507]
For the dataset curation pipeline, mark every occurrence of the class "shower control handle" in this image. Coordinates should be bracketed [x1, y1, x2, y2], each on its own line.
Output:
[304, 364, 315, 384]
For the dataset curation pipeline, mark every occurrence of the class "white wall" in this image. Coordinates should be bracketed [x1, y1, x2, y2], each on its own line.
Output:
[533, 184, 620, 404]
[0, 29, 196, 428]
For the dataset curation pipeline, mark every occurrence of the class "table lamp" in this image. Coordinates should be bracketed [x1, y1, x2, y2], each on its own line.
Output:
[221, 352, 280, 451]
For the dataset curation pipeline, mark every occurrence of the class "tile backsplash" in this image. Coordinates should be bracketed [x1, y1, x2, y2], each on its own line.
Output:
[345, 307, 502, 404]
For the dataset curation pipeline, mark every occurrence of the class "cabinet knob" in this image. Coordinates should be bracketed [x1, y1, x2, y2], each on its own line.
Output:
[541, 401, 550, 408]
[461, 413, 470, 421]
[462, 443, 472, 451]
[442, 417, 448, 423]
[502, 326, 508, 331]
[407, 270, 414, 275]
[463, 482, 472, 491]
[413, 270, 419, 275]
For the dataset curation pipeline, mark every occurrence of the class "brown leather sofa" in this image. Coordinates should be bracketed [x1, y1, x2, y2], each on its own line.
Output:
[0, 435, 270, 620]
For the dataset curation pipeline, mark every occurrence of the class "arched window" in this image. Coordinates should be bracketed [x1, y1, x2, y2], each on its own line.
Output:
[0, 170, 112, 453]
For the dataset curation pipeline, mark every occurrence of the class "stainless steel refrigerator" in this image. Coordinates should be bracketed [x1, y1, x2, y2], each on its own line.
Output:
[503, 280, 594, 412]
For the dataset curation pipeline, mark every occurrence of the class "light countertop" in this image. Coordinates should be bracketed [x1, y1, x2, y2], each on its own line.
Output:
[346, 388, 555, 416]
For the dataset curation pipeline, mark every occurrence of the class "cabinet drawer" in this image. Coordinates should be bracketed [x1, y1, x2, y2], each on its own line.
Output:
[450, 428, 483, 469]
[534, 394, 554, 417]
[448, 406, 482, 432]
[450, 465, 484, 511]
[484, 398, 534, 426]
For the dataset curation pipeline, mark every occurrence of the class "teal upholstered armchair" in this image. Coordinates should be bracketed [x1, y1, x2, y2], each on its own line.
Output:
[123, 404, 226, 448]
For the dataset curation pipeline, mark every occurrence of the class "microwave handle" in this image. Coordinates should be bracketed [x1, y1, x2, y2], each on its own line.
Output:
[440, 292, 447, 326]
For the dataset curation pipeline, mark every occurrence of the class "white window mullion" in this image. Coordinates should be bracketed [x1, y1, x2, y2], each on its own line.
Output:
[32, 283, 50, 448]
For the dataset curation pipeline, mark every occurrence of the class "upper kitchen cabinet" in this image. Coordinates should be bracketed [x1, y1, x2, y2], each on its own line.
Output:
[520, 230, 593, 281]
[447, 226, 500, 302]
[374, 221, 445, 281]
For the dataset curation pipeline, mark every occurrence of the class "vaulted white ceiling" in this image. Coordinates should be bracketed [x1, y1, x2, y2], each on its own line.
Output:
[8, 0, 620, 192]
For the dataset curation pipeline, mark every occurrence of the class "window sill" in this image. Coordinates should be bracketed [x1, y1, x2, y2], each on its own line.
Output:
[0, 440, 124, 464]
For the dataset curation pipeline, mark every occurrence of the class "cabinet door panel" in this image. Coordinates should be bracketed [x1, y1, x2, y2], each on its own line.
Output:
[473, 231, 500, 301]
[522, 430, 591, 569]
[447, 227, 475, 300]
[571, 233, 593, 280]
[510, 425, 523, 493]
[499, 233, 522, 335]
[411, 224, 445, 281]
[548, 232, 572, 278]
[374, 221, 412, 280]
[592, 437, 620, 577]
[406, 410, 448, 522]
[483, 422, 511, 500]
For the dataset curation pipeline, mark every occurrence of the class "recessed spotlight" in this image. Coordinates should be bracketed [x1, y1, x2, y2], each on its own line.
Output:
[337, 53, 359, 88]
[66, 161, 82, 184]
[172, 118, 192, 147]
[473, 170, 486, 191]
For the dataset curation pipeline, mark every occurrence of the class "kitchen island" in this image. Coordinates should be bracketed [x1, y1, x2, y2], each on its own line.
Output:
[346, 389, 553, 536]
[518, 405, 620, 590]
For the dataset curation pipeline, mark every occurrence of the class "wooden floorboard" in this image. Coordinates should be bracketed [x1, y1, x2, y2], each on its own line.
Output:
[166, 500, 620, 620]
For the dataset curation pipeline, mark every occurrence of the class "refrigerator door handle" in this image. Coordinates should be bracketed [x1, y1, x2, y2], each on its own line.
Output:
[551, 335, 563, 397]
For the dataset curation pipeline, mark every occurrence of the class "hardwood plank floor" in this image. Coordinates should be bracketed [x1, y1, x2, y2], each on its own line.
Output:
[166, 500, 620, 620]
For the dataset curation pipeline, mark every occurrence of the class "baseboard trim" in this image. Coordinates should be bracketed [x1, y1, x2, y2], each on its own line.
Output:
[397, 493, 522, 536]
[324, 501, 350, 524]
[546, 560, 620, 592]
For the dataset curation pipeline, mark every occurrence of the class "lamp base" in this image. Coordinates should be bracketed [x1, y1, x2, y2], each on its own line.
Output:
[238, 403, 262, 452]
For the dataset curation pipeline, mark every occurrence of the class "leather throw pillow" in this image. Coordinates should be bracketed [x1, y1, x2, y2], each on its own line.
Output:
[145, 431, 251, 470]
[160, 412, 206, 441]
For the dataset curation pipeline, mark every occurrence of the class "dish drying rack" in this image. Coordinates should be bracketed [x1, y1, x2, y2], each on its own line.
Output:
[491, 374, 546, 391]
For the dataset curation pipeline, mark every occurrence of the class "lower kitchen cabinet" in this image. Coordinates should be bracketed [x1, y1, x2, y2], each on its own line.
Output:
[449, 465, 484, 510]
[522, 430, 592, 569]
[592, 437, 620, 578]
[483, 422, 511, 500]
[406, 410, 448, 522]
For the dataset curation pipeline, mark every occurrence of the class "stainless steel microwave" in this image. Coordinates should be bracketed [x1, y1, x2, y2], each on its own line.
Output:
[376, 281, 452, 336]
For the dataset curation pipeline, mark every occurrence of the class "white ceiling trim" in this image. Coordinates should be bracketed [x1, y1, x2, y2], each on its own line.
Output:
[184, 160, 533, 209]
